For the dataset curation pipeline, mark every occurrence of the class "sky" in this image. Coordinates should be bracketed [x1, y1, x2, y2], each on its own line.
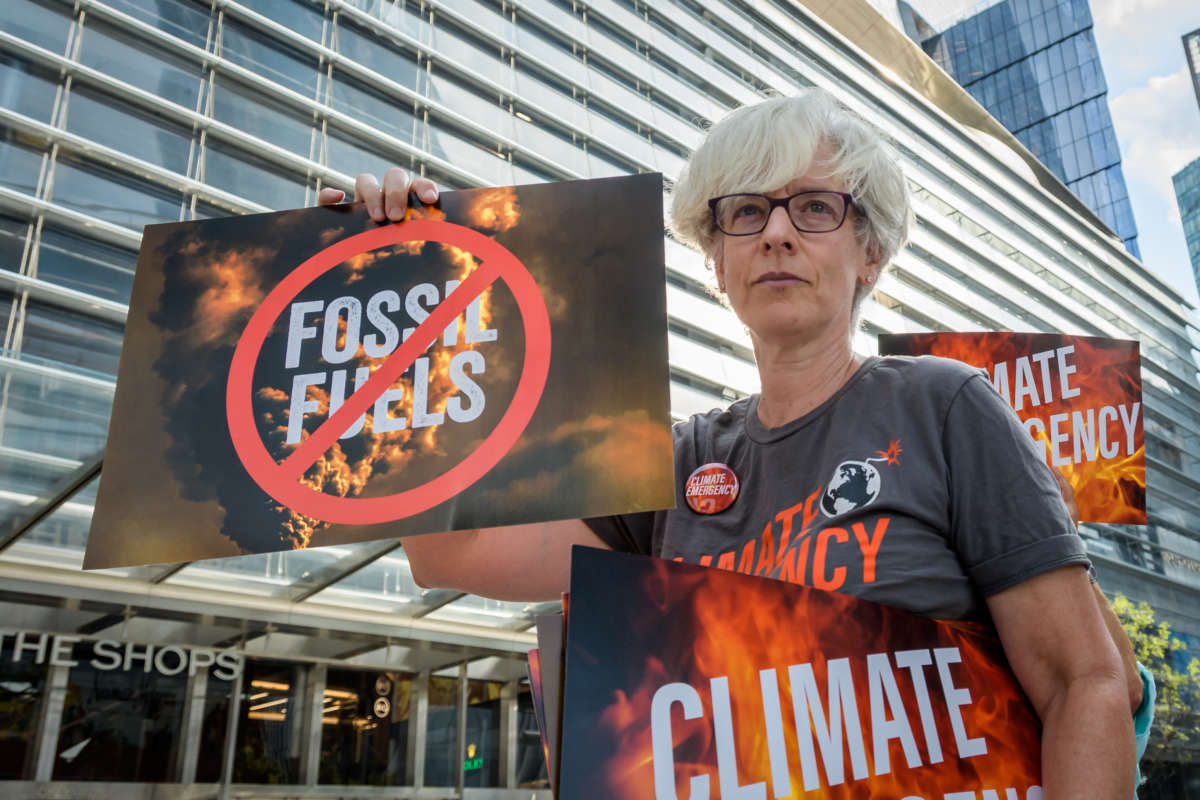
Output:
[896, 0, 1200, 308]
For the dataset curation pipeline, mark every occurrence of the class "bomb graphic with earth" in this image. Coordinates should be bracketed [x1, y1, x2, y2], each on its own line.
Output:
[820, 439, 903, 517]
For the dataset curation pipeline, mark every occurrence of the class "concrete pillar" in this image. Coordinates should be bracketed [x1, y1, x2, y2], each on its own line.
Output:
[499, 679, 520, 789]
[299, 663, 327, 786]
[407, 670, 429, 788]
[176, 665, 209, 782]
[32, 662, 70, 781]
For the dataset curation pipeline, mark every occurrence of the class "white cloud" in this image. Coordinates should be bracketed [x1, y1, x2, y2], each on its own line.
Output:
[1091, 0, 1200, 93]
[1109, 68, 1200, 304]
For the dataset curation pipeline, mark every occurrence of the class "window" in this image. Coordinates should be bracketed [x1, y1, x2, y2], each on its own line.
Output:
[0, 127, 45, 196]
[51, 155, 183, 229]
[35, 226, 137, 304]
[319, 669, 413, 785]
[328, 70, 419, 145]
[0, 634, 49, 780]
[211, 76, 315, 156]
[220, 18, 320, 97]
[0, 214, 28, 273]
[20, 299, 125, 377]
[238, 0, 326, 42]
[335, 19, 423, 90]
[64, 87, 193, 173]
[104, 0, 213, 47]
[234, 660, 305, 783]
[1, 0, 74, 56]
[202, 141, 308, 209]
[78, 21, 205, 110]
[0, 53, 60, 123]
[53, 642, 190, 782]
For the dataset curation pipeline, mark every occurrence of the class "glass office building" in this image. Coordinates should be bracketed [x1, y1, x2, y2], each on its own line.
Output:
[908, 0, 1142, 258]
[1, 0, 1199, 794]
[1186, 27, 1200, 111]
[1175, 157, 1200, 294]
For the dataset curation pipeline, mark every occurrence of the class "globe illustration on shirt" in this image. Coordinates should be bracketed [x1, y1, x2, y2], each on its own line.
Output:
[820, 460, 882, 516]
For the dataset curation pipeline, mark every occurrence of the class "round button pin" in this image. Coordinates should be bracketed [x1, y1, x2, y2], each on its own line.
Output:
[684, 463, 739, 514]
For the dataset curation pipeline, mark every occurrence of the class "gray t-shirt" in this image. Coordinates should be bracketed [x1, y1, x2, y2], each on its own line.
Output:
[584, 355, 1089, 620]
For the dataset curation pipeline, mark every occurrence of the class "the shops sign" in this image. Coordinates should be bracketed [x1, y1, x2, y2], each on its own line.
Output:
[1, 630, 242, 679]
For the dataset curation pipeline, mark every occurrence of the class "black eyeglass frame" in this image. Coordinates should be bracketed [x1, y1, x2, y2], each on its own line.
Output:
[707, 190, 858, 236]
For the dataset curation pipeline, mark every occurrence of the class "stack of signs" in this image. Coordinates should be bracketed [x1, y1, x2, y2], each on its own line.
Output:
[84, 175, 675, 568]
[879, 332, 1144, 524]
[530, 547, 1042, 799]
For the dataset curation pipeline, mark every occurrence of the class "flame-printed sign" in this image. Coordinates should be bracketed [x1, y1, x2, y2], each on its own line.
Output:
[85, 175, 675, 569]
[557, 547, 1041, 799]
[879, 332, 1144, 524]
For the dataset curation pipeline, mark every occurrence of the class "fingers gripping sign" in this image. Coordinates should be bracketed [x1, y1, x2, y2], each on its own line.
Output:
[225, 220, 551, 526]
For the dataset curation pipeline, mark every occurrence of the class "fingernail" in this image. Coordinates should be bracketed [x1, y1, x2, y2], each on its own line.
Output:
[387, 205, 405, 221]
[370, 203, 384, 221]
[420, 188, 437, 203]
[333, 190, 346, 202]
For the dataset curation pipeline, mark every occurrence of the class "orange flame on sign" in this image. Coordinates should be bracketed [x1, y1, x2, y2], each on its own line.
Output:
[882, 333, 1144, 524]
[584, 559, 1041, 798]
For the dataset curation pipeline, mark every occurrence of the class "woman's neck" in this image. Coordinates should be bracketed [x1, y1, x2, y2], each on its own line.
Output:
[752, 330, 861, 428]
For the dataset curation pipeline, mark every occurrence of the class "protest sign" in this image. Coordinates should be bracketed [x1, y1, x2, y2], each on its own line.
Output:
[85, 175, 674, 568]
[879, 332, 1144, 524]
[556, 547, 1042, 800]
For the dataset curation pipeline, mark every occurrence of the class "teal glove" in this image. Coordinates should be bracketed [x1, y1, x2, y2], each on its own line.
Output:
[1133, 661, 1156, 797]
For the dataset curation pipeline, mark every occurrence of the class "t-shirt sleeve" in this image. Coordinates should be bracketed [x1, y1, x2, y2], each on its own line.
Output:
[582, 512, 657, 555]
[942, 373, 1090, 597]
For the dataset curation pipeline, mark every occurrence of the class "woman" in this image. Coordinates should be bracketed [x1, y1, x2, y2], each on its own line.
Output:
[321, 89, 1137, 795]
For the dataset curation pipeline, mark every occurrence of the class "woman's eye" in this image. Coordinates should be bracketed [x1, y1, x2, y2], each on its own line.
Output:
[803, 201, 830, 214]
[734, 202, 764, 218]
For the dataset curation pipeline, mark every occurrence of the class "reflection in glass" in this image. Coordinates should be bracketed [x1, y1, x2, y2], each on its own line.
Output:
[202, 141, 307, 209]
[0, 214, 28, 272]
[64, 87, 193, 174]
[0, 636, 48, 779]
[105, 0, 213, 48]
[51, 155, 184, 229]
[212, 77, 315, 157]
[463, 680, 501, 788]
[194, 669, 235, 781]
[0, 361, 111, 463]
[0, 54, 60, 123]
[304, 551, 423, 612]
[516, 689, 549, 789]
[335, 20, 422, 90]
[234, 659, 304, 783]
[329, 70, 419, 144]
[0, 474, 98, 570]
[0, 128, 44, 196]
[35, 226, 137, 304]
[53, 642, 188, 781]
[2, 0, 74, 55]
[425, 594, 536, 629]
[423, 674, 459, 786]
[220, 19, 320, 98]
[239, 0, 327, 41]
[21, 299, 125, 377]
[320, 668, 412, 785]
[77, 22, 205, 110]
[424, 120, 512, 186]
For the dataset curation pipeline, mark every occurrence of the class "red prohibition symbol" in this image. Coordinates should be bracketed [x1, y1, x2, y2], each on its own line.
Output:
[226, 220, 551, 526]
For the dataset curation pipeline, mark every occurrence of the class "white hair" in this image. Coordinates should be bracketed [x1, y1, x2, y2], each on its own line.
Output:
[670, 89, 912, 310]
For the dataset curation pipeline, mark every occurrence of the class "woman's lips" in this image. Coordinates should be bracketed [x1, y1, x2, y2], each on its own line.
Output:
[753, 271, 805, 287]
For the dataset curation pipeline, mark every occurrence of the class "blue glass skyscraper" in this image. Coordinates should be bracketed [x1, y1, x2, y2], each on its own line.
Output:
[905, 0, 1141, 258]
[1173, 157, 1200, 291]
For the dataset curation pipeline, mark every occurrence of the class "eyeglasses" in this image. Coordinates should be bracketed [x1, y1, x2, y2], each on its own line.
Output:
[707, 190, 856, 236]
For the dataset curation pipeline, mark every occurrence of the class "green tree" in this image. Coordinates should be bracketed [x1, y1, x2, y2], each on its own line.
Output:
[1111, 594, 1200, 778]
